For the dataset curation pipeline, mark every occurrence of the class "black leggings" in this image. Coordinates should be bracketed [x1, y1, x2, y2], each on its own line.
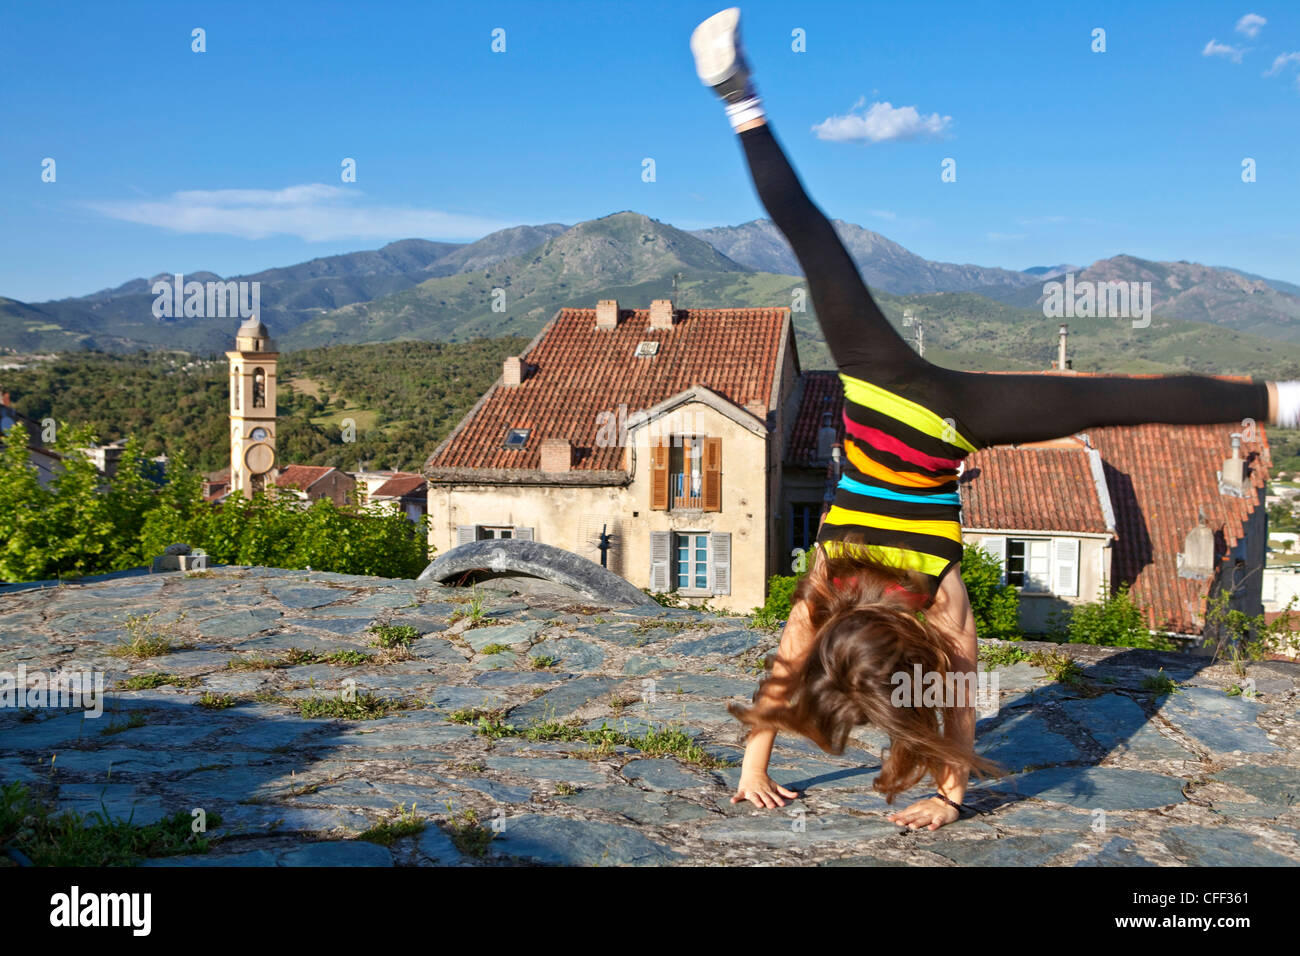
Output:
[738, 123, 1269, 447]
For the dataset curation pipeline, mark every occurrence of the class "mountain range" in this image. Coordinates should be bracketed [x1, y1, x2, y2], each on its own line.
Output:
[3, 212, 1299, 375]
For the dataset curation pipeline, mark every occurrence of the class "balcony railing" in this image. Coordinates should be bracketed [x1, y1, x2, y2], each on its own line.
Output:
[670, 472, 702, 510]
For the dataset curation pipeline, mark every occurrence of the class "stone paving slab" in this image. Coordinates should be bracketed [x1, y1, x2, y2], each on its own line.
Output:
[1, 566, 1297, 866]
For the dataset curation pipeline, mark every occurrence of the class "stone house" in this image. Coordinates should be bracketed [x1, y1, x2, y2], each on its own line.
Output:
[424, 299, 802, 612]
[368, 473, 427, 523]
[275, 464, 356, 507]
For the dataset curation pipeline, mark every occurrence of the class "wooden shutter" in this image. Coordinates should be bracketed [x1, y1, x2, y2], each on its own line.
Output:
[710, 531, 731, 595]
[514, 526, 534, 541]
[455, 525, 476, 547]
[649, 531, 672, 592]
[979, 536, 1007, 585]
[702, 437, 722, 512]
[650, 442, 669, 510]
[1052, 537, 1079, 597]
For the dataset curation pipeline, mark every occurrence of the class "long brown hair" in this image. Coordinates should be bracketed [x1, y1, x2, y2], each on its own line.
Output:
[728, 535, 1004, 802]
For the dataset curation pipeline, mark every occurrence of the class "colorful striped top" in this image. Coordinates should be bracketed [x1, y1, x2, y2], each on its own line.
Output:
[817, 369, 981, 598]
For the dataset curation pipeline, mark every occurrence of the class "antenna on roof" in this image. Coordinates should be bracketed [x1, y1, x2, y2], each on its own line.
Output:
[903, 309, 924, 357]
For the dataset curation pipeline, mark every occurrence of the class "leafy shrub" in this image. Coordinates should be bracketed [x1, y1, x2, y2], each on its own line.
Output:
[960, 543, 1021, 640]
[1051, 583, 1173, 650]
[0, 422, 431, 582]
[751, 574, 799, 627]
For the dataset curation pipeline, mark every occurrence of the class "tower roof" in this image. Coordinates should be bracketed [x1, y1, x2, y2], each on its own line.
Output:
[237, 315, 270, 339]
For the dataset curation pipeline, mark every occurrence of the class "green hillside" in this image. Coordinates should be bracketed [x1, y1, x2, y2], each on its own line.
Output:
[283, 211, 749, 348]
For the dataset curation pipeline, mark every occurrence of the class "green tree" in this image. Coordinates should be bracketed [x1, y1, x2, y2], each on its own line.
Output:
[0, 423, 52, 581]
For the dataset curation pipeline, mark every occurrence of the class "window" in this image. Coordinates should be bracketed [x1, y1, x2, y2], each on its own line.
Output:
[791, 502, 820, 552]
[635, 341, 660, 357]
[478, 526, 513, 540]
[669, 439, 704, 508]
[650, 530, 729, 595]
[652, 435, 721, 512]
[504, 428, 529, 449]
[675, 532, 710, 590]
[252, 367, 266, 408]
[1007, 538, 1051, 591]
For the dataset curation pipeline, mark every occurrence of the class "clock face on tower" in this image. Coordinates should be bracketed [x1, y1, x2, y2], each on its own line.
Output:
[244, 443, 275, 475]
[250, 427, 269, 440]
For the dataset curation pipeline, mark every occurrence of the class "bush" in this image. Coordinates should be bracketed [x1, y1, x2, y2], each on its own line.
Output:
[1051, 583, 1173, 650]
[0, 423, 432, 582]
[751, 574, 799, 627]
[752, 546, 1022, 636]
[960, 543, 1021, 640]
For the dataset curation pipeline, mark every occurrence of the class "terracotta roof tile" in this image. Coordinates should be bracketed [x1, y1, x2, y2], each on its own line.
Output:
[372, 474, 426, 498]
[787, 371, 843, 465]
[962, 441, 1110, 534]
[1087, 420, 1268, 634]
[275, 464, 336, 490]
[429, 306, 788, 472]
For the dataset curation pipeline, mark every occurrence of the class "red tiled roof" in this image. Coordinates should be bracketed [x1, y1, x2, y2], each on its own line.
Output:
[428, 305, 789, 472]
[787, 371, 843, 466]
[205, 467, 231, 483]
[373, 474, 426, 498]
[275, 465, 336, 490]
[961, 439, 1111, 534]
[1087, 420, 1268, 634]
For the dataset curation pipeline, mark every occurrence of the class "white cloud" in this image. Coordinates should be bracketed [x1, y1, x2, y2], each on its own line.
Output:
[83, 184, 512, 241]
[1203, 38, 1245, 62]
[1235, 13, 1266, 39]
[1265, 51, 1300, 75]
[812, 99, 952, 143]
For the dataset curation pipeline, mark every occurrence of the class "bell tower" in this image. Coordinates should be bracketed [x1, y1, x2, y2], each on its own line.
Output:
[226, 316, 279, 497]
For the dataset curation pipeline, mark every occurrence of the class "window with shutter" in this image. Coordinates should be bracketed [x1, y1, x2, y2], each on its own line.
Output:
[702, 437, 722, 512]
[649, 531, 671, 592]
[1052, 538, 1079, 597]
[455, 525, 476, 547]
[514, 527, 534, 541]
[651, 442, 669, 510]
[709, 531, 731, 594]
[1008, 538, 1051, 591]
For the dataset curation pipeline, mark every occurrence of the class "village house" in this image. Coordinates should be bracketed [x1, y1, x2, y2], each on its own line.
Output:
[424, 299, 802, 612]
[0, 390, 61, 488]
[367, 472, 427, 523]
[274, 464, 356, 506]
[961, 435, 1117, 633]
[813, 360, 1270, 642]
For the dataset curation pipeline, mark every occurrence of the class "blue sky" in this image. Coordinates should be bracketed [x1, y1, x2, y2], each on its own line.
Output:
[3, 0, 1298, 302]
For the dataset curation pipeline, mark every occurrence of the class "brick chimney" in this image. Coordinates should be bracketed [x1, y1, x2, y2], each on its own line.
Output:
[503, 356, 524, 386]
[540, 437, 571, 472]
[649, 299, 675, 330]
[596, 299, 619, 329]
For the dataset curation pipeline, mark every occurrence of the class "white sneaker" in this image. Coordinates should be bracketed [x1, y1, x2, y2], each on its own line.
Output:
[690, 7, 752, 101]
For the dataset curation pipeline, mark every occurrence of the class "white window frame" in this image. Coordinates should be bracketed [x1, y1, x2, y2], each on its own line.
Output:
[1007, 537, 1052, 593]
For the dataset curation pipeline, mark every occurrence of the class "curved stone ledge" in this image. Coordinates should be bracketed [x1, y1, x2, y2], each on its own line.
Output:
[418, 538, 657, 608]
